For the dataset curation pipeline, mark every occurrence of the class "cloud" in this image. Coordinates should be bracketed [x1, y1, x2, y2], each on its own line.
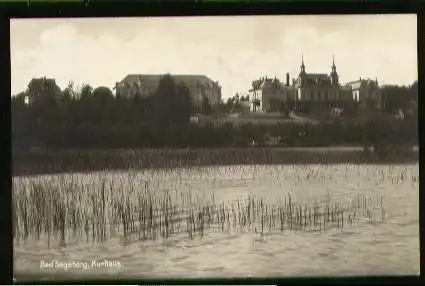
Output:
[11, 15, 417, 98]
[40, 25, 78, 45]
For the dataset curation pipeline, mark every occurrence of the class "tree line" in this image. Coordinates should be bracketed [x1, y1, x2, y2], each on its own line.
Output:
[11, 75, 418, 150]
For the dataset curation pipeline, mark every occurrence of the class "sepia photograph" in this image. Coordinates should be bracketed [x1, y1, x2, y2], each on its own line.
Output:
[11, 15, 419, 280]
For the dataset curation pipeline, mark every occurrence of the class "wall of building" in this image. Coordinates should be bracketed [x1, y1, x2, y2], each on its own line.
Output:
[116, 76, 221, 108]
[186, 84, 221, 107]
[347, 80, 381, 109]
[260, 86, 298, 111]
[116, 83, 150, 98]
[259, 76, 382, 111]
[262, 88, 284, 111]
[299, 86, 334, 102]
[249, 89, 263, 111]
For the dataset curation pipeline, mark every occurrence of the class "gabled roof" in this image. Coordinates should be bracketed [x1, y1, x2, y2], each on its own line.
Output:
[302, 73, 331, 85]
[260, 78, 285, 89]
[346, 78, 378, 89]
[119, 74, 219, 89]
[305, 73, 330, 79]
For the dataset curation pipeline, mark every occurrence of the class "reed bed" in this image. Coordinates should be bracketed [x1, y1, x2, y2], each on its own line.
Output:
[12, 164, 417, 247]
[12, 148, 418, 176]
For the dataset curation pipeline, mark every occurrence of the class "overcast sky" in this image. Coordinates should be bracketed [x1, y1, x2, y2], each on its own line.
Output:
[11, 15, 417, 98]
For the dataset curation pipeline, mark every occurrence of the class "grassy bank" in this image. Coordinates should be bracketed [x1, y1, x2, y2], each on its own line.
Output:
[12, 147, 419, 177]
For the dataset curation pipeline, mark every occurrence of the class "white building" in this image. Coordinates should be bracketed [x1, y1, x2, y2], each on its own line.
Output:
[250, 56, 383, 112]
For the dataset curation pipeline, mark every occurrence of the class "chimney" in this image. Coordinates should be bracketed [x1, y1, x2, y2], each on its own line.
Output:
[286, 73, 290, 86]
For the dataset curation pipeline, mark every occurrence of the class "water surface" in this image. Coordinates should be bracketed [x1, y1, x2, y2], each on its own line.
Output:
[13, 164, 419, 278]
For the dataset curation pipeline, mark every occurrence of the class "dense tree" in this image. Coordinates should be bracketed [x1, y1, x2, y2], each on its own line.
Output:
[10, 77, 418, 150]
[211, 102, 228, 115]
[92, 86, 113, 100]
[148, 74, 193, 130]
[381, 81, 418, 112]
[80, 84, 93, 100]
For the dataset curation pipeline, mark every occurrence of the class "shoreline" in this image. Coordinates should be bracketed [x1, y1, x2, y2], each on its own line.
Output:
[12, 147, 419, 177]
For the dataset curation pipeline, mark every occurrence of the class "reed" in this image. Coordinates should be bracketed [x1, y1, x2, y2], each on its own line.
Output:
[13, 148, 418, 177]
[12, 164, 416, 247]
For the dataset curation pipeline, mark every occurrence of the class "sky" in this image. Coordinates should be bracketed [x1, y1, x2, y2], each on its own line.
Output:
[10, 15, 417, 99]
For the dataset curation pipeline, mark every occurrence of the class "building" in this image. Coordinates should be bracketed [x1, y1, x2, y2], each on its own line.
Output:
[114, 74, 222, 108]
[252, 76, 297, 111]
[249, 81, 263, 111]
[295, 56, 341, 107]
[25, 77, 62, 105]
[345, 78, 382, 110]
[251, 56, 382, 112]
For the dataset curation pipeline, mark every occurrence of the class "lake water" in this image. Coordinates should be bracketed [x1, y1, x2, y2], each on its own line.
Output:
[13, 164, 419, 279]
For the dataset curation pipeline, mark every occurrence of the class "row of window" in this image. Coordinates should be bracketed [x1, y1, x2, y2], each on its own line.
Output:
[297, 90, 338, 101]
[300, 91, 369, 102]
[266, 89, 377, 103]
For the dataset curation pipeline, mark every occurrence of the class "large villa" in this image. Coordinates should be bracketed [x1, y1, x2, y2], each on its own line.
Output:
[249, 57, 382, 112]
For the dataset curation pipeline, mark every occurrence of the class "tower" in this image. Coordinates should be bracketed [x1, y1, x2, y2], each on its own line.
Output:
[296, 54, 307, 108]
[299, 54, 306, 86]
[329, 54, 340, 103]
[300, 54, 306, 74]
[330, 54, 339, 85]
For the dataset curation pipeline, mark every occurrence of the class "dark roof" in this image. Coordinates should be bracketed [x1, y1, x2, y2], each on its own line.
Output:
[346, 78, 378, 88]
[119, 74, 219, 89]
[302, 73, 331, 85]
[260, 78, 286, 89]
[306, 73, 329, 77]
[305, 73, 330, 80]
